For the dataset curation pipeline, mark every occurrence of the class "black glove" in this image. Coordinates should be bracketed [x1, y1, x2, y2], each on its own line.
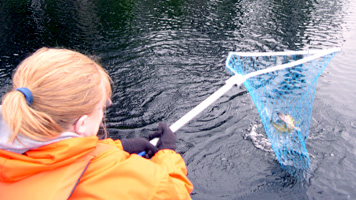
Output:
[149, 122, 176, 151]
[121, 138, 158, 158]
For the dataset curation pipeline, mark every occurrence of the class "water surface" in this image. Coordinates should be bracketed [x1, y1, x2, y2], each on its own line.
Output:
[0, 0, 355, 199]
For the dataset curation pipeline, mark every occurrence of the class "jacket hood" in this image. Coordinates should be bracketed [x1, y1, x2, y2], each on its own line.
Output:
[0, 106, 99, 182]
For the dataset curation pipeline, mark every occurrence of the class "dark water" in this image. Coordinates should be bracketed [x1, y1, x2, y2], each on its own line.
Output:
[1, 0, 356, 199]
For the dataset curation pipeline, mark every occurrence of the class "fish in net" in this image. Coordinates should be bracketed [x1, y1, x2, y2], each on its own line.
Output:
[225, 48, 340, 178]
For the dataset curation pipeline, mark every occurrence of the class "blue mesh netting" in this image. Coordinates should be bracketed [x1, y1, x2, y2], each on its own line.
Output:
[226, 50, 338, 178]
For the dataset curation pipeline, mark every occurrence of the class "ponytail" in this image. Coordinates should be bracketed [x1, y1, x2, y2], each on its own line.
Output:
[2, 90, 62, 141]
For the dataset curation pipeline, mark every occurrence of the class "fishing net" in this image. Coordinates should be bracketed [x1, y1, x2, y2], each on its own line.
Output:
[225, 48, 340, 178]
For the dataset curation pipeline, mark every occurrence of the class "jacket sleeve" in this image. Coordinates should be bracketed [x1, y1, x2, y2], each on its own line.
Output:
[71, 139, 193, 200]
[114, 138, 194, 199]
[151, 150, 194, 199]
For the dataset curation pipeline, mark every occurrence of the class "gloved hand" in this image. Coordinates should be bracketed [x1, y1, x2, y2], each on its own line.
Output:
[121, 138, 158, 158]
[149, 122, 176, 151]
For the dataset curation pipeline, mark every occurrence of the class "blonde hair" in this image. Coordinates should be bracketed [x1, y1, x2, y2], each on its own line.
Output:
[1, 47, 112, 142]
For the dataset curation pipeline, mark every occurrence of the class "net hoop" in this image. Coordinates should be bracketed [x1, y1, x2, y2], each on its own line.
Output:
[225, 48, 341, 178]
[226, 48, 341, 80]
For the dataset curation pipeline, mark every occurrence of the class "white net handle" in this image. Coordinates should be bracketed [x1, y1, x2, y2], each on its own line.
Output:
[150, 48, 341, 146]
[150, 74, 244, 146]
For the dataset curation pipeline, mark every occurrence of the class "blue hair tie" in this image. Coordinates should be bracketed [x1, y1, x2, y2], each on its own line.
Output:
[16, 87, 33, 106]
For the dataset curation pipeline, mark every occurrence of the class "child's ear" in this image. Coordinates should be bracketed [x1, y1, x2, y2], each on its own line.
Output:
[74, 115, 88, 136]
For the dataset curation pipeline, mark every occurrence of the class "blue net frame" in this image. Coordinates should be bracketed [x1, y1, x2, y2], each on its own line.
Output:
[225, 49, 339, 178]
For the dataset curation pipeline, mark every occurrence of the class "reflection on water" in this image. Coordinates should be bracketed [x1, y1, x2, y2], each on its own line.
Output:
[1, 0, 356, 199]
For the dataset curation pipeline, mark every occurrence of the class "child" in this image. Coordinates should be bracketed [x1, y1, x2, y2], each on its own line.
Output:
[0, 47, 193, 199]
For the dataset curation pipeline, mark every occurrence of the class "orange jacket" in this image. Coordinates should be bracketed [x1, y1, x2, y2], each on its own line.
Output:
[0, 136, 193, 200]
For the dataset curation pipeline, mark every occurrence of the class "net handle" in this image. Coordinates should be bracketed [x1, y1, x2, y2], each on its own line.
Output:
[150, 48, 341, 146]
[150, 74, 244, 146]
